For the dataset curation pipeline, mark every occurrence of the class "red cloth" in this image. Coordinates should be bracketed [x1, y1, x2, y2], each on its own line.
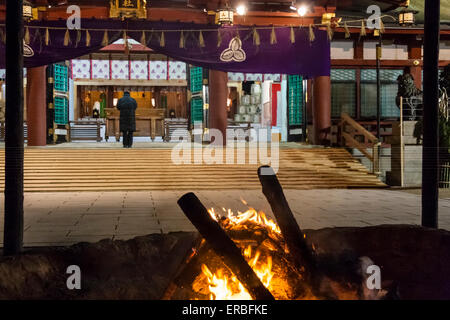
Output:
[271, 84, 281, 127]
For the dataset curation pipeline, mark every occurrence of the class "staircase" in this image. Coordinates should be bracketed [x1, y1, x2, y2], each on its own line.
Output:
[0, 147, 385, 192]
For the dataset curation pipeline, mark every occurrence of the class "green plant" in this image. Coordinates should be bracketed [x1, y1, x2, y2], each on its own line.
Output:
[413, 64, 450, 163]
[414, 112, 450, 162]
[440, 114, 450, 159]
[440, 65, 450, 94]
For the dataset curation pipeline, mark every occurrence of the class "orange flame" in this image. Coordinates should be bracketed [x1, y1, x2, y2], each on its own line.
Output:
[202, 202, 280, 300]
[208, 207, 281, 234]
[202, 245, 274, 300]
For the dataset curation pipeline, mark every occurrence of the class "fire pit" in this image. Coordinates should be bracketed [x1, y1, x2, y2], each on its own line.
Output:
[170, 166, 387, 300]
[0, 166, 449, 299]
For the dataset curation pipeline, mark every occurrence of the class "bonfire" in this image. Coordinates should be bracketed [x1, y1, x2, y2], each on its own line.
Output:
[168, 166, 390, 300]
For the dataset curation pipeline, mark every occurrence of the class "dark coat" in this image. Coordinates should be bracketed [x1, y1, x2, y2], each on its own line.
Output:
[117, 93, 137, 132]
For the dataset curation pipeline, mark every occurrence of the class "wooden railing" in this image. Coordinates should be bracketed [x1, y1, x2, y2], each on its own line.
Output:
[441, 163, 450, 188]
[0, 122, 28, 142]
[340, 112, 381, 175]
[69, 120, 102, 142]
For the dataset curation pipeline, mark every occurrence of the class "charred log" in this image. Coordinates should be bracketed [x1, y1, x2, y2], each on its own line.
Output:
[257, 166, 317, 279]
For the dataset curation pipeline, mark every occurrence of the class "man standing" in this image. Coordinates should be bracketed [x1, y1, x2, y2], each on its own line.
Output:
[117, 91, 137, 148]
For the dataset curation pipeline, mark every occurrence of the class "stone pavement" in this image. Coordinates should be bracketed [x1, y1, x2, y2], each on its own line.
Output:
[0, 189, 449, 247]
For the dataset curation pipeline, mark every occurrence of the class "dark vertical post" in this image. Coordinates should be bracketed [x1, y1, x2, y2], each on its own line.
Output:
[422, 0, 440, 228]
[3, 0, 24, 255]
[376, 36, 382, 141]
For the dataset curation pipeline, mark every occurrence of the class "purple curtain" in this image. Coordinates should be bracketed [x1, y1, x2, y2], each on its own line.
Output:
[0, 19, 330, 78]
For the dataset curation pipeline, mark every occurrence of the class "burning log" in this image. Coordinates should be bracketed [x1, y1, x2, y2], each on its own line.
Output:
[257, 166, 317, 279]
[177, 192, 275, 300]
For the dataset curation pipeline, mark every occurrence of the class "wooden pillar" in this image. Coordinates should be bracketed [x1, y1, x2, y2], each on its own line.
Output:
[4, 0, 24, 255]
[209, 69, 228, 145]
[422, 0, 440, 228]
[305, 79, 313, 143]
[408, 39, 423, 89]
[312, 76, 331, 145]
[354, 39, 364, 60]
[355, 38, 364, 120]
[26, 66, 47, 146]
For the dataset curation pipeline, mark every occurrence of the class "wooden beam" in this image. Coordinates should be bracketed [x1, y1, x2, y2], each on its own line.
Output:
[342, 132, 374, 161]
[354, 40, 364, 60]
[332, 58, 450, 67]
[74, 79, 187, 86]
[0, 3, 336, 25]
[408, 38, 423, 88]
[334, 27, 450, 36]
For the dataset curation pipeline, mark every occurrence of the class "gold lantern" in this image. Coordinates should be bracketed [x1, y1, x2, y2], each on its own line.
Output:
[398, 8, 418, 26]
[110, 0, 147, 19]
[23, 0, 33, 20]
[215, 9, 234, 25]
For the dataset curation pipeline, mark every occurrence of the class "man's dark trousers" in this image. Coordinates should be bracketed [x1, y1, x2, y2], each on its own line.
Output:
[122, 130, 134, 148]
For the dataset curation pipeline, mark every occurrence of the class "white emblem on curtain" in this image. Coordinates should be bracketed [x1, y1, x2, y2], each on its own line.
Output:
[220, 37, 246, 62]
[23, 40, 34, 57]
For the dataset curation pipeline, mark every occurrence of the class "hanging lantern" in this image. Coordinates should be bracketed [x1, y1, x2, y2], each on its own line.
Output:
[109, 0, 147, 19]
[398, 8, 418, 26]
[23, 0, 33, 20]
[215, 9, 234, 25]
[321, 12, 335, 25]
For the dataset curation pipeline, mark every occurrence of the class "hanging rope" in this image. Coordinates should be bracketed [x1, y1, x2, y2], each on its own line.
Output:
[86, 30, 91, 46]
[63, 29, 70, 46]
[270, 25, 277, 44]
[160, 31, 165, 47]
[15, 14, 398, 48]
[101, 30, 109, 47]
[309, 25, 315, 42]
[16, 14, 396, 34]
[123, 30, 129, 55]
[360, 20, 367, 37]
[344, 22, 350, 39]
[379, 18, 385, 34]
[326, 23, 333, 41]
[74, 30, 80, 47]
[140, 31, 146, 46]
[217, 29, 222, 47]
[24, 27, 30, 44]
[45, 28, 50, 45]
[253, 27, 260, 46]
[198, 30, 205, 47]
[179, 30, 185, 48]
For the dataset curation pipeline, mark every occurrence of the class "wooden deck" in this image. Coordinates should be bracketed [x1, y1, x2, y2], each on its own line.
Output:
[0, 147, 386, 192]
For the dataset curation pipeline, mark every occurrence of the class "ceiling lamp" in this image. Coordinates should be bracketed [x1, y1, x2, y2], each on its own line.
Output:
[297, 5, 308, 17]
[236, 4, 247, 16]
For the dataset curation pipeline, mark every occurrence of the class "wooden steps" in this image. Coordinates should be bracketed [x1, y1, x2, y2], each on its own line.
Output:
[0, 147, 386, 192]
